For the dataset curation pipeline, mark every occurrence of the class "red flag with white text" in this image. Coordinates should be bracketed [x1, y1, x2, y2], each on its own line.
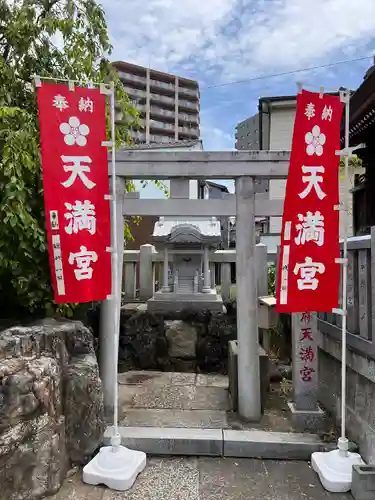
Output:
[37, 82, 112, 303]
[276, 90, 344, 313]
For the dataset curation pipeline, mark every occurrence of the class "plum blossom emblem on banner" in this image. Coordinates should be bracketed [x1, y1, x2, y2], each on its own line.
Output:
[60, 116, 90, 146]
[305, 125, 326, 156]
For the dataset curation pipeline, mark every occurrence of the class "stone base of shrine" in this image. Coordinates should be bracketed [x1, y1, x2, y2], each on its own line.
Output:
[147, 291, 224, 313]
[287, 402, 326, 433]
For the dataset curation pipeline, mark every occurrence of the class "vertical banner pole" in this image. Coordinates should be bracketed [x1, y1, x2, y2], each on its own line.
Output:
[110, 81, 120, 446]
[340, 91, 350, 445]
[84, 81, 147, 488]
[311, 90, 363, 494]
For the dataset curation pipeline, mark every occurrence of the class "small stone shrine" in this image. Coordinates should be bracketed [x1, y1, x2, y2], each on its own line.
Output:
[147, 178, 224, 312]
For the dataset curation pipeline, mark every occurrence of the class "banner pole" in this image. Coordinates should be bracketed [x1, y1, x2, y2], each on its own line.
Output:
[311, 89, 363, 493]
[109, 81, 120, 447]
[340, 91, 350, 445]
[82, 81, 146, 490]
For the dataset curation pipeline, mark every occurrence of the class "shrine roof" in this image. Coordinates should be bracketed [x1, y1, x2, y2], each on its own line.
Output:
[152, 217, 221, 238]
[341, 61, 375, 145]
[121, 140, 202, 150]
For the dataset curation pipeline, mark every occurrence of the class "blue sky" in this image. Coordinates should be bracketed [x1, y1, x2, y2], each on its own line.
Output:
[102, 0, 375, 197]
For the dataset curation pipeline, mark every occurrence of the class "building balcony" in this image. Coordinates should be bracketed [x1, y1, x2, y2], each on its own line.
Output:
[150, 93, 175, 107]
[150, 120, 175, 131]
[150, 106, 175, 120]
[178, 99, 199, 112]
[150, 134, 174, 144]
[179, 112, 199, 125]
[150, 79, 175, 93]
[118, 71, 147, 86]
[178, 86, 199, 98]
[178, 126, 199, 136]
[123, 86, 146, 100]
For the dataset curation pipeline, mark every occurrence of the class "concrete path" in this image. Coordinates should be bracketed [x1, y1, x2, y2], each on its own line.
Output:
[50, 457, 352, 500]
[117, 371, 294, 432]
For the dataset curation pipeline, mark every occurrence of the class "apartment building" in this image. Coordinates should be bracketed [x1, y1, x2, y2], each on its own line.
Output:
[112, 61, 200, 145]
[235, 113, 260, 150]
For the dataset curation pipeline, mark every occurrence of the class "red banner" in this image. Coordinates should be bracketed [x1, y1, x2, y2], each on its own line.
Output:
[276, 90, 344, 313]
[37, 82, 112, 303]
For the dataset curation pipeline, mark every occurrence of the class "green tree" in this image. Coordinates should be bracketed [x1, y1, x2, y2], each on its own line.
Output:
[0, 0, 139, 317]
[339, 154, 363, 181]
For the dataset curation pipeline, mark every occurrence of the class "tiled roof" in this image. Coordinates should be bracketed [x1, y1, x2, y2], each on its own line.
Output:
[122, 140, 202, 150]
[153, 217, 221, 238]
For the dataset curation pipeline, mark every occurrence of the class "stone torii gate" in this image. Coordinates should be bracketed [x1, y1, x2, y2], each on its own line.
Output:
[100, 150, 289, 421]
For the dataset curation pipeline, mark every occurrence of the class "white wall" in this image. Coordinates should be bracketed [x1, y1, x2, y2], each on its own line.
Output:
[269, 107, 296, 150]
[269, 105, 296, 234]
[269, 179, 286, 233]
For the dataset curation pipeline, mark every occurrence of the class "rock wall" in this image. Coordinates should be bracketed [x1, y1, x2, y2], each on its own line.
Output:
[117, 307, 237, 373]
[0, 320, 104, 500]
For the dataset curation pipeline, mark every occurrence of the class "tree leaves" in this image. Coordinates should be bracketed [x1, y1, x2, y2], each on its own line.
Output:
[0, 0, 143, 317]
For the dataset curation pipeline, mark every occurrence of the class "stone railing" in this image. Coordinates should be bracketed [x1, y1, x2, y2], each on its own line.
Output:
[123, 244, 276, 302]
[318, 232, 375, 358]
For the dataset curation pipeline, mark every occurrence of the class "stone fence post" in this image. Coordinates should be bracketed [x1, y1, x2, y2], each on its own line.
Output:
[255, 243, 268, 297]
[221, 262, 231, 301]
[124, 262, 136, 301]
[139, 244, 155, 301]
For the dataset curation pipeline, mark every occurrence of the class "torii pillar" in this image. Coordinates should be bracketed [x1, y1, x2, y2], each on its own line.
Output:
[236, 176, 261, 421]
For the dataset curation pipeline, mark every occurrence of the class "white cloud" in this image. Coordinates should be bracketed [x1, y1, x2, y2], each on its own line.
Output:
[104, 0, 375, 83]
[201, 125, 234, 150]
[105, 0, 236, 73]
[102, 0, 375, 151]
[217, 0, 375, 81]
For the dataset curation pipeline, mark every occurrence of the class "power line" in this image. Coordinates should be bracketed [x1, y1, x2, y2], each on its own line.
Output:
[203, 55, 372, 90]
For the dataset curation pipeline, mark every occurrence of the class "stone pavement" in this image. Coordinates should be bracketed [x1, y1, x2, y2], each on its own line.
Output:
[50, 457, 352, 500]
[117, 371, 294, 432]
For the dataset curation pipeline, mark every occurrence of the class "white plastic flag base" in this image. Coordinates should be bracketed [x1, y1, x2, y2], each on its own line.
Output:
[83, 444, 146, 491]
[311, 438, 363, 493]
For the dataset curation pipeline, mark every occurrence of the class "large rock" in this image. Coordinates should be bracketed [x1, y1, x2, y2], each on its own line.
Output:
[165, 320, 197, 359]
[198, 313, 236, 373]
[117, 309, 238, 373]
[120, 310, 167, 370]
[0, 414, 67, 500]
[64, 355, 104, 464]
[0, 320, 104, 500]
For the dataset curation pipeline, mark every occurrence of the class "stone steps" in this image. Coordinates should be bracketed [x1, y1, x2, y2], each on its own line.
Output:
[113, 371, 334, 461]
[103, 427, 334, 460]
[177, 277, 194, 293]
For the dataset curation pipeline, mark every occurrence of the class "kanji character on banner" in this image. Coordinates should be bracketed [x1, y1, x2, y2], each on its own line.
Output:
[299, 166, 326, 200]
[295, 211, 325, 246]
